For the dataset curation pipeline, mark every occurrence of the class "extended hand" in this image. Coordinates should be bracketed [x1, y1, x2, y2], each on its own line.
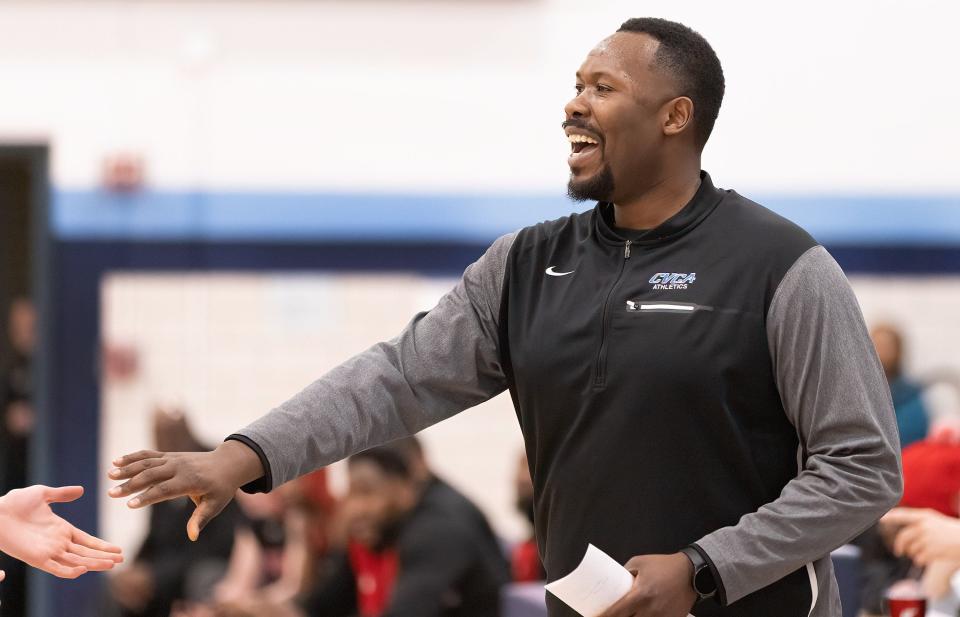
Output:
[597, 553, 696, 617]
[883, 507, 960, 565]
[108, 441, 264, 540]
[0, 485, 123, 578]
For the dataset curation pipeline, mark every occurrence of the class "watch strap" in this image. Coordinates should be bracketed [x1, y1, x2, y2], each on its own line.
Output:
[681, 546, 718, 603]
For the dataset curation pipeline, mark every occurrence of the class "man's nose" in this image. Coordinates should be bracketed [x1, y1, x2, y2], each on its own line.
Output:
[564, 93, 589, 121]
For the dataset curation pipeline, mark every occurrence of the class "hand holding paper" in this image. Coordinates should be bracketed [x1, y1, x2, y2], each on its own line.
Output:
[545, 544, 695, 617]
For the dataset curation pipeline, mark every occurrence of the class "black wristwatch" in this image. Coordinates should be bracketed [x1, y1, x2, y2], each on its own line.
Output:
[681, 546, 718, 604]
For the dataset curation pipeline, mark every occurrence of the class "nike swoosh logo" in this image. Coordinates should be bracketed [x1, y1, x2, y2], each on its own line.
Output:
[545, 266, 574, 277]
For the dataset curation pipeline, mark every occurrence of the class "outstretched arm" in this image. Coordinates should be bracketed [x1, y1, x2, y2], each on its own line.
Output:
[0, 485, 123, 578]
[109, 233, 517, 538]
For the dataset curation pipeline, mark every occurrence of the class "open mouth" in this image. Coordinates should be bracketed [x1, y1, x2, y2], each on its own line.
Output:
[567, 132, 601, 166]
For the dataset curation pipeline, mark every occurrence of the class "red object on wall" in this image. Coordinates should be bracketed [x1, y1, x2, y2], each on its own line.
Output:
[102, 153, 145, 192]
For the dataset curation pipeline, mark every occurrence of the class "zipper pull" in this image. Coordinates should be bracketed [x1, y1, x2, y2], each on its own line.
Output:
[624, 240, 632, 259]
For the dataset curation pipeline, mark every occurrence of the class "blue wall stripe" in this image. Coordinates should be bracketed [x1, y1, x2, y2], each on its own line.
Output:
[52, 188, 960, 245]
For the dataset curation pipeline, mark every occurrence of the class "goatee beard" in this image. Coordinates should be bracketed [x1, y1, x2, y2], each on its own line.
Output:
[567, 163, 615, 202]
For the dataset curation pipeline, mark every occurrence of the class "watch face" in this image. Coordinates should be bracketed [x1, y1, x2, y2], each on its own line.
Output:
[694, 565, 717, 596]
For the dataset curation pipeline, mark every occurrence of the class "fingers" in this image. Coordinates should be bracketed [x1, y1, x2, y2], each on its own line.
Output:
[72, 527, 123, 554]
[69, 542, 124, 563]
[126, 479, 191, 509]
[0, 569, 5, 582]
[55, 551, 118, 572]
[109, 465, 176, 501]
[882, 508, 930, 526]
[893, 525, 923, 560]
[623, 556, 644, 576]
[112, 450, 164, 468]
[187, 495, 227, 542]
[109, 456, 168, 482]
[41, 560, 87, 579]
[44, 485, 84, 504]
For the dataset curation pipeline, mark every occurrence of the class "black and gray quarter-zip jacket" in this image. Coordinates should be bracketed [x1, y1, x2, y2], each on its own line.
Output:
[230, 171, 902, 617]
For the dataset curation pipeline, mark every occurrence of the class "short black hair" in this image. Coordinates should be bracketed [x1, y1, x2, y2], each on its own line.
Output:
[618, 17, 725, 147]
[349, 446, 412, 479]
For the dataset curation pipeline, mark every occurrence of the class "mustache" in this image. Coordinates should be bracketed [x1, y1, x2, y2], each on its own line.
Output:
[561, 119, 603, 140]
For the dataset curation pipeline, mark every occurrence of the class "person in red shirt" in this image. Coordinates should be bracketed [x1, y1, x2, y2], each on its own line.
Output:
[302, 446, 508, 617]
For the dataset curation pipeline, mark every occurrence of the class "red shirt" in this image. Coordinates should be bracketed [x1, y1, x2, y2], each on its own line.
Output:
[348, 541, 399, 617]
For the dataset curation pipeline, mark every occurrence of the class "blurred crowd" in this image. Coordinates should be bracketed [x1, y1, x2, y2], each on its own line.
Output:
[8, 290, 960, 617]
[98, 408, 540, 617]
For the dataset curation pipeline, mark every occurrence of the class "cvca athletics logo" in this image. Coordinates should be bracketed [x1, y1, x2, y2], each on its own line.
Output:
[649, 272, 696, 290]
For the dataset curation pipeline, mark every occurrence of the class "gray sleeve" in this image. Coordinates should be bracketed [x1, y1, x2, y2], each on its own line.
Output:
[695, 245, 903, 605]
[234, 232, 517, 490]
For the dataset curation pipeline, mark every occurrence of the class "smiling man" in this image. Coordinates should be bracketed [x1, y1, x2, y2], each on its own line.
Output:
[109, 18, 902, 617]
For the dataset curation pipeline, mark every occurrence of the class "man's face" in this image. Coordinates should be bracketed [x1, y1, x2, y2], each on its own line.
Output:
[345, 460, 411, 548]
[564, 32, 678, 204]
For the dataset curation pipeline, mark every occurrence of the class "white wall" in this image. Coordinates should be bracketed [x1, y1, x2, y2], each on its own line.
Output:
[1, 0, 958, 195]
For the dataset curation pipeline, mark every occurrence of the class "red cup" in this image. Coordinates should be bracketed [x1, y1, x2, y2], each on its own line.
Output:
[886, 579, 926, 617]
[887, 597, 926, 617]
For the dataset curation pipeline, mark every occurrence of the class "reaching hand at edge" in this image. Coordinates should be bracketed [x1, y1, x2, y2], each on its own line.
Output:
[882, 507, 960, 566]
[0, 485, 123, 578]
[108, 441, 265, 541]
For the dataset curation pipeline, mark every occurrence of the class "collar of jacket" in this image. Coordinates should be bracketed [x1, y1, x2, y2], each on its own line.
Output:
[593, 170, 726, 249]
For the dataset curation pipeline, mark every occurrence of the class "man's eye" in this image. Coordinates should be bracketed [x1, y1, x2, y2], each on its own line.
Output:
[597, 84, 612, 93]
[575, 84, 584, 94]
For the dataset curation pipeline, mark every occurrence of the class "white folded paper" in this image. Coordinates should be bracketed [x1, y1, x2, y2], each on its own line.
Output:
[544, 544, 634, 616]
[545, 544, 695, 617]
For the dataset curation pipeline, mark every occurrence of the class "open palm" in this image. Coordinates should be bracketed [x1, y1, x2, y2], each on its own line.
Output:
[0, 485, 122, 578]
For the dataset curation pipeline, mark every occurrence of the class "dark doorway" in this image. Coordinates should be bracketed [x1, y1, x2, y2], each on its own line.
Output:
[0, 144, 49, 617]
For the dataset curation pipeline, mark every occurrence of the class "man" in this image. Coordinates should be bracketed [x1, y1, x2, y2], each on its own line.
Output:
[387, 436, 507, 573]
[302, 446, 507, 617]
[109, 17, 902, 616]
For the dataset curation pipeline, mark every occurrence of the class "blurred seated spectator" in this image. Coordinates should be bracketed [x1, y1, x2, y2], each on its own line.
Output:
[510, 451, 543, 583]
[301, 444, 509, 617]
[215, 470, 334, 605]
[104, 408, 246, 617]
[388, 437, 507, 572]
[871, 323, 931, 447]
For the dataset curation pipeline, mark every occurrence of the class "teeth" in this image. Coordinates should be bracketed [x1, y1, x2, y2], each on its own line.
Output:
[567, 134, 598, 145]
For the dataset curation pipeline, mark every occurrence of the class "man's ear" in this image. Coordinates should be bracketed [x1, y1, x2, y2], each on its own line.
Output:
[662, 96, 694, 137]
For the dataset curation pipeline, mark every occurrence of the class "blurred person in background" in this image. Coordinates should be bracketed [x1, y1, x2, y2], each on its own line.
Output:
[214, 471, 333, 606]
[510, 452, 543, 583]
[105, 408, 245, 617]
[110, 17, 902, 617]
[386, 437, 506, 572]
[871, 323, 932, 447]
[0, 297, 36, 615]
[300, 445, 508, 617]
